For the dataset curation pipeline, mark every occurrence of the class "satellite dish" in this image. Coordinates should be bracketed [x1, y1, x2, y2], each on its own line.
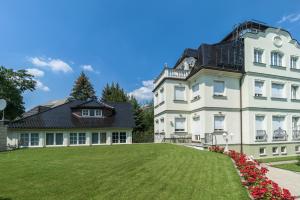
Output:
[0, 99, 7, 111]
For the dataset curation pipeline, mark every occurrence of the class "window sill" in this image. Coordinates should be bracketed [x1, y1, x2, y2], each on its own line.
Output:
[253, 62, 266, 67]
[272, 153, 279, 156]
[291, 99, 300, 103]
[254, 96, 267, 100]
[271, 97, 287, 101]
[281, 152, 287, 155]
[213, 95, 227, 99]
[270, 65, 286, 70]
[290, 68, 300, 72]
[296, 151, 300, 154]
[259, 154, 267, 157]
[173, 100, 188, 103]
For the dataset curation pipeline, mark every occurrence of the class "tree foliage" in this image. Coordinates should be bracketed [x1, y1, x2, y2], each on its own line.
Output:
[101, 82, 128, 102]
[70, 72, 96, 101]
[0, 66, 36, 120]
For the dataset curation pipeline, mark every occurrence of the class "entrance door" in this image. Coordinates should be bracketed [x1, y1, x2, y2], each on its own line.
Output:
[191, 116, 201, 141]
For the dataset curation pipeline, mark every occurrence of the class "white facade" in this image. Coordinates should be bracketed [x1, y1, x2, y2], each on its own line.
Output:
[153, 24, 300, 158]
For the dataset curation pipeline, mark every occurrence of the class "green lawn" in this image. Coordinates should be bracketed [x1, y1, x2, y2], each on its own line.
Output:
[257, 156, 300, 163]
[0, 144, 248, 200]
[272, 162, 300, 172]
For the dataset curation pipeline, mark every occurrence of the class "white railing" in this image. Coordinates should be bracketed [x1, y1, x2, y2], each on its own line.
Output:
[154, 68, 191, 84]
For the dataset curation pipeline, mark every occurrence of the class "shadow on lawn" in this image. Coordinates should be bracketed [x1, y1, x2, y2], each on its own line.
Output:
[297, 157, 300, 166]
[0, 197, 12, 200]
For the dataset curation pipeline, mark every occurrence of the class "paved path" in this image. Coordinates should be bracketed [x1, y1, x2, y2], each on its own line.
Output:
[262, 164, 300, 199]
[267, 160, 298, 166]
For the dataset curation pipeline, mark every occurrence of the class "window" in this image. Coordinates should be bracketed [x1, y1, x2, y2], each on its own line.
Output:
[271, 52, 283, 66]
[213, 81, 225, 96]
[154, 93, 158, 105]
[296, 146, 300, 153]
[192, 83, 200, 100]
[95, 109, 102, 117]
[259, 147, 266, 156]
[254, 80, 264, 97]
[100, 132, 107, 144]
[292, 117, 300, 130]
[160, 118, 165, 132]
[160, 88, 164, 103]
[175, 118, 186, 132]
[30, 133, 39, 146]
[56, 133, 63, 145]
[271, 83, 285, 98]
[70, 133, 78, 145]
[255, 116, 265, 131]
[272, 147, 279, 155]
[120, 132, 127, 143]
[291, 85, 299, 99]
[254, 49, 263, 63]
[112, 132, 119, 143]
[20, 133, 29, 147]
[281, 146, 287, 154]
[174, 86, 185, 101]
[214, 115, 225, 131]
[92, 133, 99, 144]
[89, 109, 95, 117]
[82, 109, 89, 116]
[272, 116, 285, 131]
[290, 56, 298, 69]
[155, 120, 159, 133]
[78, 133, 86, 144]
[46, 133, 54, 145]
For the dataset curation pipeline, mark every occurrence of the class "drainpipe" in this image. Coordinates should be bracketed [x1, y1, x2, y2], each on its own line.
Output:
[239, 74, 245, 153]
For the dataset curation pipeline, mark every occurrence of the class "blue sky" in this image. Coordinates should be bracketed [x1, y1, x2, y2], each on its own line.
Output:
[1, 0, 300, 110]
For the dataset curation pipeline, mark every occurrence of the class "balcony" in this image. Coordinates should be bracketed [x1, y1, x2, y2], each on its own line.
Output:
[154, 68, 190, 84]
[255, 130, 267, 142]
[272, 128, 288, 141]
[293, 130, 300, 140]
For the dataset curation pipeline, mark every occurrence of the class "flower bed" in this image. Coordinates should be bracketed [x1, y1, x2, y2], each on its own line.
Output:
[209, 147, 295, 200]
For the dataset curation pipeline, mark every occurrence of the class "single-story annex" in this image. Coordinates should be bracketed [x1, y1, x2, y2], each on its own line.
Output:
[7, 99, 135, 147]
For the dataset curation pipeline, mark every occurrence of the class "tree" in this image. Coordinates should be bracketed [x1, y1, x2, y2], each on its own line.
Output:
[101, 82, 128, 102]
[0, 66, 36, 120]
[70, 72, 96, 100]
[129, 96, 145, 133]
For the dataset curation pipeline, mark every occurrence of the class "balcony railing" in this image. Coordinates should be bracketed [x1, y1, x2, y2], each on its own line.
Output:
[273, 128, 288, 141]
[293, 130, 300, 140]
[255, 130, 267, 142]
[154, 68, 191, 84]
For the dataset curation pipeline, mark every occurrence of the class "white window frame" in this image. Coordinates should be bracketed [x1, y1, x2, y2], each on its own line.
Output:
[291, 85, 299, 100]
[254, 48, 263, 63]
[271, 82, 285, 98]
[174, 117, 186, 132]
[160, 118, 165, 133]
[259, 147, 266, 156]
[154, 92, 158, 105]
[155, 119, 159, 133]
[191, 83, 200, 100]
[214, 115, 225, 131]
[174, 86, 186, 101]
[290, 56, 298, 69]
[271, 51, 284, 67]
[272, 115, 286, 131]
[272, 146, 279, 155]
[160, 88, 164, 103]
[82, 109, 89, 117]
[281, 146, 287, 154]
[20, 133, 40, 147]
[95, 109, 102, 117]
[213, 80, 225, 96]
[254, 80, 265, 97]
[295, 145, 300, 153]
[255, 115, 265, 131]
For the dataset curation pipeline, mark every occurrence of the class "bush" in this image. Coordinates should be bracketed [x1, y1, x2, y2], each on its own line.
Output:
[208, 146, 225, 153]
[132, 131, 154, 143]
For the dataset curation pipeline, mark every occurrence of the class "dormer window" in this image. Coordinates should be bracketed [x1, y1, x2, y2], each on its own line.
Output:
[81, 109, 102, 117]
[82, 109, 89, 117]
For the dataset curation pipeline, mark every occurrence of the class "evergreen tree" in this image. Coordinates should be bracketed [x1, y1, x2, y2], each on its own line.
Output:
[0, 66, 36, 120]
[101, 82, 128, 102]
[70, 72, 96, 101]
[129, 96, 145, 133]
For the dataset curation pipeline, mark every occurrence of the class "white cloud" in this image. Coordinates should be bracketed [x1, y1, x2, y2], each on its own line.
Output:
[81, 64, 94, 72]
[129, 80, 154, 101]
[278, 13, 300, 24]
[26, 68, 45, 77]
[29, 57, 73, 73]
[35, 80, 50, 92]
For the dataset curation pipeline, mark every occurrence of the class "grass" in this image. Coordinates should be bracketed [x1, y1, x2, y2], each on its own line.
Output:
[0, 144, 249, 200]
[257, 156, 300, 163]
[272, 162, 300, 172]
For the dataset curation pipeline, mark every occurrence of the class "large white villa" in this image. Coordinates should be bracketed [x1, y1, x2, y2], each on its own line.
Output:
[153, 21, 300, 158]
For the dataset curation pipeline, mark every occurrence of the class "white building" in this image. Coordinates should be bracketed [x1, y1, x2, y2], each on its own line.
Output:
[153, 21, 300, 158]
